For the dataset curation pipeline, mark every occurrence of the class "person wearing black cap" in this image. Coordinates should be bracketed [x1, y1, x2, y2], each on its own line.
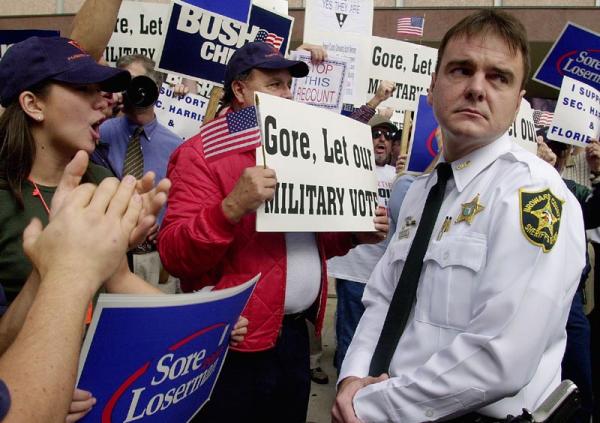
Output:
[0, 36, 175, 419]
[158, 41, 387, 422]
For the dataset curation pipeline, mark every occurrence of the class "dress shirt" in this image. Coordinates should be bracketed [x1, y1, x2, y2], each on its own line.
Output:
[339, 133, 586, 422]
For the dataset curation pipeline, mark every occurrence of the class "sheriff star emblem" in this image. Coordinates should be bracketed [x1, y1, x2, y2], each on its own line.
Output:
[456, 194, 484, 225]
[519, 188, 563, 253]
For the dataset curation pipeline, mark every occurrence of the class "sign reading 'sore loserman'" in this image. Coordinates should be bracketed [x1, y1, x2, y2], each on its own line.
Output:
[255, 92, 379, 232]
[534, 22, 600, 92]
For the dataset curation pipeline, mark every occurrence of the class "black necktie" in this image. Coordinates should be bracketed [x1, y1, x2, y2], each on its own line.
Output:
[122, 126, 144, 179]
[369, 162, 453, 376]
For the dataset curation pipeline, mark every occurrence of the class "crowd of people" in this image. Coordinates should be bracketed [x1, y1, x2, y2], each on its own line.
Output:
[0, 2, 599, 423]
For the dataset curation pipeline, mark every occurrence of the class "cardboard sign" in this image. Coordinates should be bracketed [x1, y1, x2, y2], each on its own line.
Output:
[105, 1, 169, 65]
[508, 98, 538, 154]
[155, 83, 210, 140]
[156, 1, 293, 85]
[77, 277, 257, 423]
[179, 0, 252, 23]
[304, 0, 373, 35]
[547, 76, 600, 147]
[534, 22, 600, 92]
[290, 51, 347, 113]
[0, 29, 59, 60]
[255, 92, 378, 232]
[303, 29, 371, 106]
[369, 37, 437, 111]
[406, 95, 440, 174]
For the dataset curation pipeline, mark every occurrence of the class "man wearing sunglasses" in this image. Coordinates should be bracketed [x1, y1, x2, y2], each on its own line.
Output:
[328, 115, 398, 372]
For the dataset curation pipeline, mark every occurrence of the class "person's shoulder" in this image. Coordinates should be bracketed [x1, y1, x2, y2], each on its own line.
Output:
[87, 162, 115, 183]
[499, 144, 565, 190]
[155, 120, 184, 146]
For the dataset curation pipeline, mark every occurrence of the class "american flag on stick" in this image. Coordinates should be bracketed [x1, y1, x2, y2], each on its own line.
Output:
[397, 17, 425, 37]
[255, 29, 284, 51]
[533, 110, 554, 127]
[201, 107, 262, 162]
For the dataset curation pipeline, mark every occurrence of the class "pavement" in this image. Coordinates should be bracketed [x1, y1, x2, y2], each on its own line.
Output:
[307, 294, 339, 423]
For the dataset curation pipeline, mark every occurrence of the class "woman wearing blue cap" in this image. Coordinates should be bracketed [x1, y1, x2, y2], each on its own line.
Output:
[0, 36, 167, 421]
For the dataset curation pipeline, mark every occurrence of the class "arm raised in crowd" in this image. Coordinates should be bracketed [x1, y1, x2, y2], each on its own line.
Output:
[0, 175, 141, 422]
[70, 0, 123, 60]
[350, 80, 395, 124]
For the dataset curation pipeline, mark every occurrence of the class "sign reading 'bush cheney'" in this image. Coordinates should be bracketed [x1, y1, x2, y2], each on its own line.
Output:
[255, 92, 379, 232]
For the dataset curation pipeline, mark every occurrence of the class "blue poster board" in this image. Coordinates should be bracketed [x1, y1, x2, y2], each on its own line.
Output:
[157, 1, 293, 85]
[77, 277, 257, 422]
[0, 29, 60, 59]
[179, 0, 252, 23]
[534, 22, 600, 92]
[406, 95, 441, 174]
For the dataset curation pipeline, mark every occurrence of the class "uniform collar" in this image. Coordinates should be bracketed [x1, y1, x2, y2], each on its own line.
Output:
[125, 116, 158, 142]
[425, 132, 512, 192]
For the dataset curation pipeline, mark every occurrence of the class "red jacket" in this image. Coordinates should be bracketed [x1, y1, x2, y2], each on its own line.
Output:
[158, 133, 353, 352]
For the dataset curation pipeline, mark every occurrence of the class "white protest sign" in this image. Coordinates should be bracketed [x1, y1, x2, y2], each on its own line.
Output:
[305, 0, 373, 35]
[548, 76, 600, 147]
[508, 98, 537, 154]
[291, 51, 347, 113]
[303, 29, 370, 106]
[369, 37, 437, 111]
[255, 92, 378, 232]
[252, 0, 288, 15]
[105, 1, 169, 65]
[154, 83, 209, 140]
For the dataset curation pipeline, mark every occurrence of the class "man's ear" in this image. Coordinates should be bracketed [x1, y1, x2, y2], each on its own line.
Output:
[231, 80, 247, 106]
[19, 91, 46, 122]
[427, 72, 436, 107]
[512, 89, 526, 121]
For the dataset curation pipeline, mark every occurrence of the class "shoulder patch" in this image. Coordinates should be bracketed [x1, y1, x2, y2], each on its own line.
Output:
[519, 188, 564, 253]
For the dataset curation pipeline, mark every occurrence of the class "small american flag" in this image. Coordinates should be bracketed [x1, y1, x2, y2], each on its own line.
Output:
[201, 107, 261, 162]
[255, 29, 284, 50]
[397, 17, 425, 37]
[533, 110, 554, 127]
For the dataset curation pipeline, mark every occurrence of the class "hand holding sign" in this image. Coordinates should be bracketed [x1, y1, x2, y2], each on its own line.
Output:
[222, 166, 277, 223]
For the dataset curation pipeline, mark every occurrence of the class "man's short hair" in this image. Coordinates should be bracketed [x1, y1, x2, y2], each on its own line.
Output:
[435, 9, 530, 89]
[116, 54, 165, 88]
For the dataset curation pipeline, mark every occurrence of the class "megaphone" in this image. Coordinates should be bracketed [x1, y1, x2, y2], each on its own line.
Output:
[123, 75, 159, 108]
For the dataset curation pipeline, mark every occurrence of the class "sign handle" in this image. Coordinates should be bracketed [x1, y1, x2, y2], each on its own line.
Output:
[203, 86, 224, 124]
[400, 110, 413, 156]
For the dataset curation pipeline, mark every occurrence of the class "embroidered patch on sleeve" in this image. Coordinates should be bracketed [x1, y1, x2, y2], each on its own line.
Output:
[519, 188, 564, 253]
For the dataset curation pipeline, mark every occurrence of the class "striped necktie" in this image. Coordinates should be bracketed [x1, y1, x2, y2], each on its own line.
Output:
[122, 126, 144, 179]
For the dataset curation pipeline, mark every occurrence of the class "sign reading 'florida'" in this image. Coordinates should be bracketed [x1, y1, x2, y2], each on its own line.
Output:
[534, 22, 600, 92]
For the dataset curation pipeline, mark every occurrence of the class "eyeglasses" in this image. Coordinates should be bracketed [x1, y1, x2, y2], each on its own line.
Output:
[372, 128, 394, 140]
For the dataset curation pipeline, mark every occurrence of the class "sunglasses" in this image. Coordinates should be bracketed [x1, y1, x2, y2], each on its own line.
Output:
[372, 128, 395, 140]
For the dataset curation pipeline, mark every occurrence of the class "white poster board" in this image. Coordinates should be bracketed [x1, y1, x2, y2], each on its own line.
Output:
[303, 29, 371, 106]
[304, 0, 373, 35]
[508, 98, 538, 154]
[290, 51, 347, 113]
[369, 36, 437, 112]
[155, 83, 210, 140]
[252, 0, 288, 15]
[547, 76, 600, 147]
[105, 1, 169, 65]
[255, 92, 378, 232]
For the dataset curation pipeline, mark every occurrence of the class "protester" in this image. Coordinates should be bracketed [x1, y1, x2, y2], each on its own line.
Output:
[92, 54, 182, 292]
[158, 41, 388, 423]
[333, 10, 586, 423]
[328, 114, 397, 372]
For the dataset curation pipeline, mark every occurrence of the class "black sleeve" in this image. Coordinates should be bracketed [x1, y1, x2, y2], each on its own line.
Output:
[0, 379, 11, 420]
[583, 182, 600, 229]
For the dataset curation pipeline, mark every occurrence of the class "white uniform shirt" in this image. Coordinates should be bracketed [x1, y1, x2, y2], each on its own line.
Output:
[339, 133, 586, 423]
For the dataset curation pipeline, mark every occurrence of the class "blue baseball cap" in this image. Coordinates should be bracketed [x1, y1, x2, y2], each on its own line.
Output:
[223, 42, 309, 88]
[0, 36, 131, 107]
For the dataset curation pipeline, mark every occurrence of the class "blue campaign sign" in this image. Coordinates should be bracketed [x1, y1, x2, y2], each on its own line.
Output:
[77, 277, 257, 422]
[157, 1, 293, 85]
[0, 29, 59, 59]
[407, 95, 441, 174]
[179, 0, 252, 23]
[534, 22, 600, 92]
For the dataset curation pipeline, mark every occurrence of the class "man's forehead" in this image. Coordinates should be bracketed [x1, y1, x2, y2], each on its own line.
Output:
[442, 34, 524, 71]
